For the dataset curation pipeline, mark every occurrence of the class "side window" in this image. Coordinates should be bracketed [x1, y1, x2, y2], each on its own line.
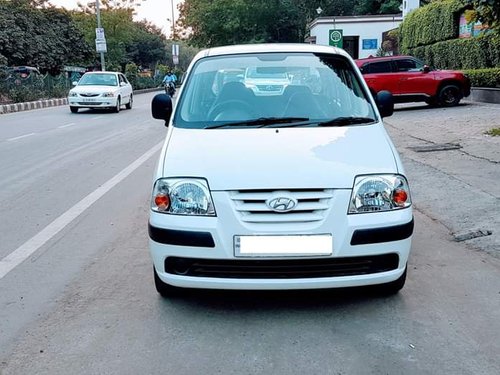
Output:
[119, 74, 128, 84]
[395, 59, 417, 72]
[366, 61, 393, 74]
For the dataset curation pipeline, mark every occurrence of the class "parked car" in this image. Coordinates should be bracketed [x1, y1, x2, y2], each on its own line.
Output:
[67, 71, 133, 113]
[149, 44, 413, 298]
[355, 55, 471, 106]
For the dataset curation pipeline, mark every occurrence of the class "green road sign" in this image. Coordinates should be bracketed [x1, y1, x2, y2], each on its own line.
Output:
[329, 29, 343, 48]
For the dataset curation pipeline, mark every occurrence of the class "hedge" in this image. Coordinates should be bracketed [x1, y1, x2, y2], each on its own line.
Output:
[400, 0, 465, 51]
[406, 33, 500, 70]
[462, 68, 500, 87]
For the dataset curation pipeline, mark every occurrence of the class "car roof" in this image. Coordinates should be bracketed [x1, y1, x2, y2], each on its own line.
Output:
[193, 43, 351, 62]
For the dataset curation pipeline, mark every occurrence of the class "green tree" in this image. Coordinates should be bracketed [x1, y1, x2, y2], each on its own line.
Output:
[0, 0, 93, 74]
[465, 0, 500, 32]
[72, 3, 168, 70]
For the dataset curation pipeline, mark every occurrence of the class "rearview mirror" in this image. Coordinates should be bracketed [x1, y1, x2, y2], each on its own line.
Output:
[376, 90, 394, 118]
[423, 65, 430, 73]
[72, 81, 78, 86]
[151, 93, 173, 126]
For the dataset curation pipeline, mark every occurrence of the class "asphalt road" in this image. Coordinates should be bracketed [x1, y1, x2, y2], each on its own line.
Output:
[0, 97, 499, 374]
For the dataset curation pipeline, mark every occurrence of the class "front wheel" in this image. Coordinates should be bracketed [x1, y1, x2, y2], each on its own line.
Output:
[439, 84, 461, 107]
[125, 94, 133, 109]
[154, 267, 182, 298]
[114, 98, 121, 113]
[70, 106, 78, 113]
[377, 266, 407, 295]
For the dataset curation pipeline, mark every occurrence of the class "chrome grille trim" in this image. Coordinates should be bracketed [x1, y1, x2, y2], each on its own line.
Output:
[230, 189, 333, 223]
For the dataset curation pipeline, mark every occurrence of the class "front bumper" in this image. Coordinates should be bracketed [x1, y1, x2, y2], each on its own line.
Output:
[68, 96, 117, 108]
[149, 190, 413, 290]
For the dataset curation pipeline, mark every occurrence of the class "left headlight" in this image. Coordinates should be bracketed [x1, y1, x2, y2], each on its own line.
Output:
[151, 178, 216, 216]
[102, 92, 115, 97]
[348, 174, 411, 214]
[68, 91, 78, 97]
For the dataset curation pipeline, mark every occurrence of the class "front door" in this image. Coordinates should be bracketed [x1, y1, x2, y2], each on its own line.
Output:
[343, 36, 359, 59]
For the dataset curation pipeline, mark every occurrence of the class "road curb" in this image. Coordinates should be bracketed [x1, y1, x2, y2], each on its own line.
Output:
[0, 87, 162, 115]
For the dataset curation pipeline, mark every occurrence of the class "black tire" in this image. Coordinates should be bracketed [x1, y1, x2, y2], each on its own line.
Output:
[154, 266, 182, 298]
[114, 97, 121, 113]
[125, 94, 133, 109]
[438, 84, 461, 107]
[377, 266, 407, 295]
[70, 106, 78, 113]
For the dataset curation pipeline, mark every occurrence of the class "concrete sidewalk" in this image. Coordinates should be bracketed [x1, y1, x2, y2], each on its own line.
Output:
[385, 100, 500, 257]
[0, 87, 162, 115]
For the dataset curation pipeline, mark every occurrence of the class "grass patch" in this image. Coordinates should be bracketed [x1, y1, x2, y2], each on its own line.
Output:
[485, 128, 500, 136]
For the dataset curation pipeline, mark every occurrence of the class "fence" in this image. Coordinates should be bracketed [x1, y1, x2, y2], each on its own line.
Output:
[0, 69, 162, 104]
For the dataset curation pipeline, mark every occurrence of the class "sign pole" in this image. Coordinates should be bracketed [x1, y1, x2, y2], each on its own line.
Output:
[96, 0, 106, 71]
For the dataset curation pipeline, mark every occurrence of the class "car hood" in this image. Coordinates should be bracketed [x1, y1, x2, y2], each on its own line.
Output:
[71, 85, 118, 93]
[162, 125, 398, 190]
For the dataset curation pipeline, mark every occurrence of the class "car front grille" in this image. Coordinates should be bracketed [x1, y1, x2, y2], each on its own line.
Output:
[164, 254, 399, 279]
[256, 85, 282, 91]
[230, 189, 333, 223]
[77, 102, 103, 105]
[79, 93, 100, 97]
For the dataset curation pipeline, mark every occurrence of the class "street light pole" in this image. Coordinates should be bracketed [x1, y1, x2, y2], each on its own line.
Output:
[170, 0, 175, 39]
[96, 0, 106, 71]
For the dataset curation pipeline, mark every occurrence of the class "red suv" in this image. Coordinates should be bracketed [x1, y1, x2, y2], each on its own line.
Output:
[355, 56, 471, 107]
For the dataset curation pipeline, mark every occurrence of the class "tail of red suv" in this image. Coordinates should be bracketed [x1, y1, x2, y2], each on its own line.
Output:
[355, 56, 471, 107]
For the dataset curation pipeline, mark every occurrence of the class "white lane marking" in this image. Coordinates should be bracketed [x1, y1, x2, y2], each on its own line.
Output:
[7, 133, 35, 141]
[58, 122, 76, 129]
[0, 141, 163, 280]
[91, 116, 103, 120]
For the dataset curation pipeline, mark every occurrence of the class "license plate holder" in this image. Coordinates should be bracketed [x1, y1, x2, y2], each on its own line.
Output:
[234, 234, 332, 258]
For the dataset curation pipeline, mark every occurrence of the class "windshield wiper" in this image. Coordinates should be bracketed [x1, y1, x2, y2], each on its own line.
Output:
[205, 117, 309, 129]
[316, 117, 376, 126]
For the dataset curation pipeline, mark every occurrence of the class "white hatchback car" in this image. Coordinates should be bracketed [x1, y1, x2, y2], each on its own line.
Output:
[68, 71, 133, 113]
[149, 44, 413, 298]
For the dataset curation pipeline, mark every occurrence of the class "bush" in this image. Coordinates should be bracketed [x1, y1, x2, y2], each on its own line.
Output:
[462, 68, 500, 87]
[407, 33, 500, 69]
[400, 0, 465, 50]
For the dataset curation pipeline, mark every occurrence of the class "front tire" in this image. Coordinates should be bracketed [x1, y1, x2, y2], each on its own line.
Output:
[125, 94, 133, 109]
[439, 84, 461, 107]
[377, 266, 407, 295]
[114, 97, 121, 113]
[154, 266, 182, 298]
[70, 106, 78, 113]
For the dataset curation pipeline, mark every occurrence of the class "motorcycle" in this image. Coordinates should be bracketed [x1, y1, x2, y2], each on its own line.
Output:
[164, 81, 176, 97]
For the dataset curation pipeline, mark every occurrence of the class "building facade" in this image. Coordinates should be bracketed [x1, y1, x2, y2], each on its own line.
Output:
[308, 14, 403, 59]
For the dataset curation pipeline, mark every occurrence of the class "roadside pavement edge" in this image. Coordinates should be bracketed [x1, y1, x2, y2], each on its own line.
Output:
[0, 88, 163, 115]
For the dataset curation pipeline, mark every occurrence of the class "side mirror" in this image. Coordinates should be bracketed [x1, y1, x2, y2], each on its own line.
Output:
[422, 65, 430, 73]
[376, 90, 394, 118]
[72, 81, 78, 86]
[151, 93, 173, 126]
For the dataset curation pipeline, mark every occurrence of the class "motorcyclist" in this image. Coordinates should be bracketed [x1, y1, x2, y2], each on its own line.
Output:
[162, 71, 177, 96]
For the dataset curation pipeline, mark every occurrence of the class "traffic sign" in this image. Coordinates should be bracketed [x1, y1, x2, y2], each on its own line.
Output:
[95, 28, 106, 42]
[96, 40, 107, 53]
[329, 29, 343, 48]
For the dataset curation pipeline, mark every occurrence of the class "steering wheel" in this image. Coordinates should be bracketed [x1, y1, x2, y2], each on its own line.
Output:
[208, 100, 255, 121]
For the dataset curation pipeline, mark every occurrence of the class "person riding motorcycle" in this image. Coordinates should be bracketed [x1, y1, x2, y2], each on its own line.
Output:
[162, 71, 177, 96]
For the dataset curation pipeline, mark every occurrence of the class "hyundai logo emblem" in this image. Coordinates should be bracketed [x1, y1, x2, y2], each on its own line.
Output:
[266, 196, 297, 212]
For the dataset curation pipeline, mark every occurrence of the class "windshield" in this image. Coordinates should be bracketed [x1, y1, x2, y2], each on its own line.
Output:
[175, 52, 376, 129]
[78, 73, 118, 86]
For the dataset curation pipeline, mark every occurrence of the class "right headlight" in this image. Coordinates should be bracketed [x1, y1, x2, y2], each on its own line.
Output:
[348, 174, 411, 214]
[151, 178, 216, 216]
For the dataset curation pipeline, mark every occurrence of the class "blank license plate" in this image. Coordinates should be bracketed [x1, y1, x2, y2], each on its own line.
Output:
[234, 235, 332, 257]
[82, 98, 96, 102]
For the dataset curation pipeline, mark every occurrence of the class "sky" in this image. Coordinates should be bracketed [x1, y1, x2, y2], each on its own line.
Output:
[49, 0, 183, 37]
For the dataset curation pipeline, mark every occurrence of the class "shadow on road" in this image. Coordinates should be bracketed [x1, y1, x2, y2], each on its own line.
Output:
[393, 102, 470, 113]
[157, 286, 403, 312]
